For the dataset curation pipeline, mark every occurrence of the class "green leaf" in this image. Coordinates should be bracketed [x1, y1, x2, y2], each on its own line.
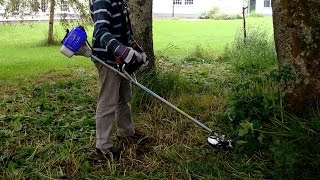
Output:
[82, 161, 91, 172]
[12, 121, 23, 132]
[0, 155, 5, 161]
[258, 133, 264, 143]
[8, 162, 17, 173]
[238, 128, 249, 136]
[240, 121, 254, 130]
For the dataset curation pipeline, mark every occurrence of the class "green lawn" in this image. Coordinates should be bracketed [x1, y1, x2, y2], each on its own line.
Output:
[153, 18, 272, 56]
[0, 17, 273, 81]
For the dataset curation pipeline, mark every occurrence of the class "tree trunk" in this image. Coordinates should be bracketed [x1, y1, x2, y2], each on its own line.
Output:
[127, 0, 155, 67]
[272, 0, 320, 113]
[48, 0, 55, 44]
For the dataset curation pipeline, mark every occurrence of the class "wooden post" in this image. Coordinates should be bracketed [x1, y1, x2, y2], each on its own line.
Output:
[242, 6, 248, 42]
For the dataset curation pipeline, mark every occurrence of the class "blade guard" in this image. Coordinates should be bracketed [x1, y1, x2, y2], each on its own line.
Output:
[60, 26, 88, 58]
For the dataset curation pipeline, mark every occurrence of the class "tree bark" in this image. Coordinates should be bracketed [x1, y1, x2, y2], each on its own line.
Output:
[127, 0, 155, 67]
[272, 0, 320, 113]
[48, 0, 55, 44]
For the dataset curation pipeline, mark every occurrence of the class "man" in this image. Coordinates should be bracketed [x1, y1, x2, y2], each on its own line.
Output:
[90, 0, 147, 160]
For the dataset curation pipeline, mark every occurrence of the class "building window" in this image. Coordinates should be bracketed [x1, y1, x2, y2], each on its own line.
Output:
[60, 0, 69, 12]
[185, 0, 193, 5]
[264, 0, 271, 7]
[41, 0, 48, 12]
[173, 0, 182, 5]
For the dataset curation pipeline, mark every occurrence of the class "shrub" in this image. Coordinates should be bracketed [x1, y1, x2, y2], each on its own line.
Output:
[198, 7, 242, 20]
[198, 7, 219, 19]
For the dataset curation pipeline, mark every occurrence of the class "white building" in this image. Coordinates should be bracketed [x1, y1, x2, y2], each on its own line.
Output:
[153, 0, 273, 18]
[0, 0, 273, 21]
[255, 0, 272, 15]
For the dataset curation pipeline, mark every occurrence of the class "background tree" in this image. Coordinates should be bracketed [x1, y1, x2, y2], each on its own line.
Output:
[47, 0, 56, 44]
[272, 0, 320, 113]
[48, 0, 90, 44]
[128, 0, 155, 67]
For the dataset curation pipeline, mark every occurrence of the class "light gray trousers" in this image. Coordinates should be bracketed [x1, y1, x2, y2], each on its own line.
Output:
[94, 62, 135, 149]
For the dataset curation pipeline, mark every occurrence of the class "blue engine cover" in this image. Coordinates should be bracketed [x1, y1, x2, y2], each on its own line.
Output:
[62, 26, 87, 53]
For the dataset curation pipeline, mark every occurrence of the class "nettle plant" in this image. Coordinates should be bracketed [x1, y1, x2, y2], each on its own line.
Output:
[226, 66, 297, 153]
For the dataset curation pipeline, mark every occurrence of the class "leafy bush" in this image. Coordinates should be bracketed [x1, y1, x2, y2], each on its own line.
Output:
[198, 7, 242, 20]
[220, 27, 279, 152]
[220, 27, 320, 178]
[198, 7, 219, 19]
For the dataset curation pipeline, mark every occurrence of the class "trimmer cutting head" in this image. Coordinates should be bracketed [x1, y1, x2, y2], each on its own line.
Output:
[207, 134, 233, 150]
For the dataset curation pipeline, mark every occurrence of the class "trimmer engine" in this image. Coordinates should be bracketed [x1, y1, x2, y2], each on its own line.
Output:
[60, 26, 92, 58]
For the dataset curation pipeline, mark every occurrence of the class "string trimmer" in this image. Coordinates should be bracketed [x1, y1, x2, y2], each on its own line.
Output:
[60, 26, 233, 150]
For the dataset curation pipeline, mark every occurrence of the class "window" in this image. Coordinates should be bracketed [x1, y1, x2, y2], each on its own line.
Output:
[41, 0, 48, 12]
[173, 0, 182, 5]
[60, 0, 69, 12]
[264, 0, 271, 7]
[185, 0, 193, 5]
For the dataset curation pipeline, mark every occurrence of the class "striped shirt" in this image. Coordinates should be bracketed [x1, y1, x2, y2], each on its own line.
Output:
[90, 0, 133, 64]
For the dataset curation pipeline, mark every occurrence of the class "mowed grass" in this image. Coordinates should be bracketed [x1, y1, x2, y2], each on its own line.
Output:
[0, 17, 273, 80]
[153, 18, 273, 57]
[0, 18, 275, 179]
[0, 23, 91, 82]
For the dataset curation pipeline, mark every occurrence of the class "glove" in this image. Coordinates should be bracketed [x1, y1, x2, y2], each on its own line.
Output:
[129, 41, 147, 64]
[114, 45, 143, 64]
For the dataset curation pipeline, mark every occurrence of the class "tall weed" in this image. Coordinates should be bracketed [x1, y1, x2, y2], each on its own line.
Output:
[224, 27, 276, 74]
[221, 27, 279, 146]
[221, 27, 320, 178]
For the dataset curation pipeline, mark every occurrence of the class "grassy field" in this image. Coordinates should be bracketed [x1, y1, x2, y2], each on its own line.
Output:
[2, 17, 306, 179]
[153, 18, 273, 57]
[0, 17, 273, 80]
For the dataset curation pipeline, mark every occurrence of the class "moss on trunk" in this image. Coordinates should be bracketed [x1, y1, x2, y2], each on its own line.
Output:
[272, 0, 320, 113]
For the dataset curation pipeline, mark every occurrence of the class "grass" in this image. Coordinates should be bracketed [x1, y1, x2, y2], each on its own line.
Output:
[3, 17, 310, 179]
[0, 23, 91, 82]
[153, 17, 273, 58]
[0, 17, 273, 81]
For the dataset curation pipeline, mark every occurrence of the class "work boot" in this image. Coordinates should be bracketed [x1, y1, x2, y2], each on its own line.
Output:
[96, 147, 122, 160]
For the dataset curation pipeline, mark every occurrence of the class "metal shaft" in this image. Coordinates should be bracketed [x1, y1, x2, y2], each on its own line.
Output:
[91, 55, 214, 134]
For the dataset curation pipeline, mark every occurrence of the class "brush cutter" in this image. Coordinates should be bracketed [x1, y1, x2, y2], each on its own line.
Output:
[60, 26, 233, 150]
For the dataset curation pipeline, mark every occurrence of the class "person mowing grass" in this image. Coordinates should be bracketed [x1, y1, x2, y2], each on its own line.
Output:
[90, 0, 148, 160]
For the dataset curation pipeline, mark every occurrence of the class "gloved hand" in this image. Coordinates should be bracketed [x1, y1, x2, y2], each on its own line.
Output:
[130, 42, 147, 64]
[114, 45, 143, 64]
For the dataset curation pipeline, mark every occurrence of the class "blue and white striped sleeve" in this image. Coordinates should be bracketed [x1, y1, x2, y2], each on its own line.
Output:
[91, 0, 122, 53]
